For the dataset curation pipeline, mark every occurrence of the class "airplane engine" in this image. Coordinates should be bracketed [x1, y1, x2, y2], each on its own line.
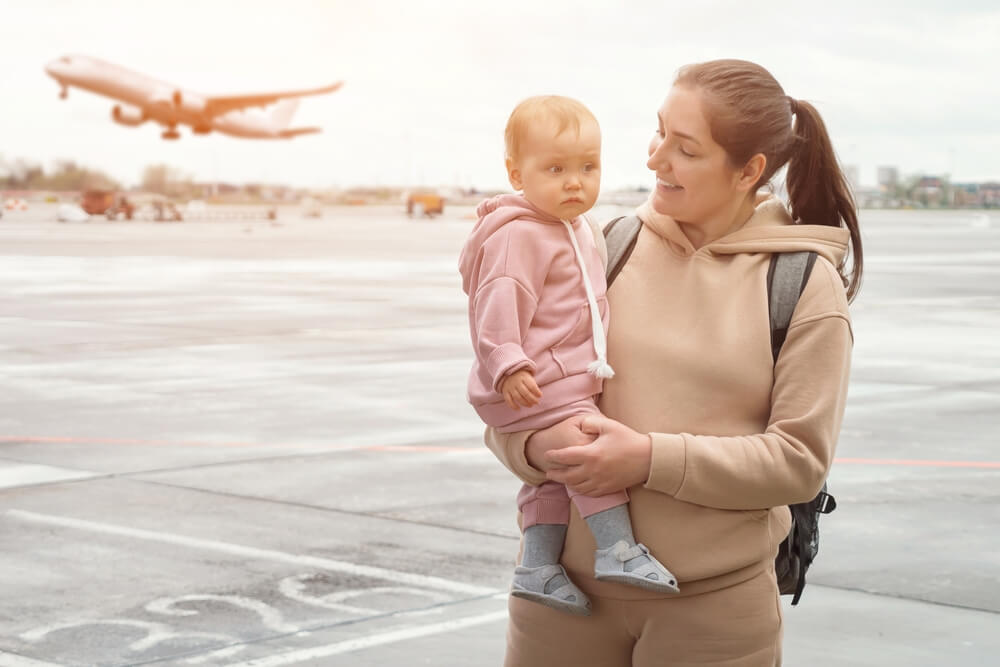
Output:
[172, 90, 206, 115]
[111, 104, 146, 126]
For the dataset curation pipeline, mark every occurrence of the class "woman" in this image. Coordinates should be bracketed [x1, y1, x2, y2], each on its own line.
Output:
[485, 59, 863, 666]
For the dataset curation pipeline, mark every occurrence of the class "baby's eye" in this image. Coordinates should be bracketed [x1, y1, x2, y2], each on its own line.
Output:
[548, 166, 563, 174]
[583, 163, 597, 172]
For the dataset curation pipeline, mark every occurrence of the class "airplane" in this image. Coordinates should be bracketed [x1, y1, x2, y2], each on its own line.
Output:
[44, 54, 342, 140]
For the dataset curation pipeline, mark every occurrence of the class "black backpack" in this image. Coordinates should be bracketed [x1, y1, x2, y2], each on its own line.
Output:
[603, 215, 837, 606]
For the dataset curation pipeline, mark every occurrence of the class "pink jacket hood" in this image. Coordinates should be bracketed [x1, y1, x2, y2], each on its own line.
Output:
[459, 194, 565, 295]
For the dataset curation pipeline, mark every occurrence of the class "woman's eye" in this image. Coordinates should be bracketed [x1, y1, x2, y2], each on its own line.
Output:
[680, 147, 694, 157]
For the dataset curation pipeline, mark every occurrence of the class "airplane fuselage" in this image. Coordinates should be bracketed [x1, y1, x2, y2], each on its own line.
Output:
[44, 55, 334, 140]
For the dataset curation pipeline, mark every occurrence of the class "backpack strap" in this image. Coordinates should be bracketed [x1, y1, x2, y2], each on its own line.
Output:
[767, 251, 818, 362]
[604, 215, 642, 286]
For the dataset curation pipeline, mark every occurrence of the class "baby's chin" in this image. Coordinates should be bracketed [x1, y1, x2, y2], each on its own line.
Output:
[544, 202, 593, 220]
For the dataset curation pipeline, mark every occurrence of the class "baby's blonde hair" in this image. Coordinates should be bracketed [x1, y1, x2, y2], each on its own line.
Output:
[504, 95, 598, 164]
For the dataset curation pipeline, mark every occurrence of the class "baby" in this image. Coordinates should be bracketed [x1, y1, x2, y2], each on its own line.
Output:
[458, 96, 678, 616]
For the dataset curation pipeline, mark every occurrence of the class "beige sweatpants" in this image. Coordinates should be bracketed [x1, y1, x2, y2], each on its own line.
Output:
[504, 567, 783, 667]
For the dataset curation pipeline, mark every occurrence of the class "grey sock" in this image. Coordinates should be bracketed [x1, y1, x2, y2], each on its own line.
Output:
[585, 504, 650, 573]
[522, 524, 569, 593]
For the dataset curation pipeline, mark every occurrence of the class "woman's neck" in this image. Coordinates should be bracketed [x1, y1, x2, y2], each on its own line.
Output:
[677, 196, 758, 250]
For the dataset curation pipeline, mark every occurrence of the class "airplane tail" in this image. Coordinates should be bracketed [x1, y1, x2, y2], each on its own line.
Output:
[270, 99, 300, 128]
[269, 99, 321, 138]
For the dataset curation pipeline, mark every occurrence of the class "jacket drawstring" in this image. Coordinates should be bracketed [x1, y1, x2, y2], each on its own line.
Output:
[562, 219, 614, 379]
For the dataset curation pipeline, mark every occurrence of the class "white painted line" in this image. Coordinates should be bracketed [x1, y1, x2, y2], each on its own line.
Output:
[5, 509, 497, 596]
[0, 464, 98, 490]
[0, 653, 62, 667]
[145, 595, 298, 633]
[221, 610, 509, 667]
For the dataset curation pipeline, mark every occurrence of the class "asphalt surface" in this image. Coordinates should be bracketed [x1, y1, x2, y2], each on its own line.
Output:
[1, 203, 998, 666]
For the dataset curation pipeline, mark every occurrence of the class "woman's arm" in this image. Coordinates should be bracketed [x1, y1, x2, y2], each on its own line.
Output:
[483, 414, 596, 486]
[644, 311, 852, 509]
[547, 263, 853, 509]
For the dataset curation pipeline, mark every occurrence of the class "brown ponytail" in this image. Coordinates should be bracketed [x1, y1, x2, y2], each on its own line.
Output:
[675, 60, 864, 302]
[785, 99, 863, 302]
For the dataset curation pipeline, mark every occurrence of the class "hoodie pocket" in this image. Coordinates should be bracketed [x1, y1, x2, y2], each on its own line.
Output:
[550, 297, 607, 377]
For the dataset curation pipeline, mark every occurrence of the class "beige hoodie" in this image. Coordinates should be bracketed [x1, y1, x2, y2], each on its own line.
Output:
[485, 196, 853, 599]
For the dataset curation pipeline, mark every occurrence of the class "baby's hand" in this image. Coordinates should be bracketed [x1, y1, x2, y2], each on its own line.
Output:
[500, 369, 542, 410]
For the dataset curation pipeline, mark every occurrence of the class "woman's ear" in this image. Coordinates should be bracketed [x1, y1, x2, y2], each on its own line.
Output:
[737, 154, 767, 192]
[506, 157, 523, 191]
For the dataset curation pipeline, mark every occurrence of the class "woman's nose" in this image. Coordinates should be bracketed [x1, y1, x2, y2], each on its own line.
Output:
[646, 138, 663, 171]
[647, 138, 666, 171]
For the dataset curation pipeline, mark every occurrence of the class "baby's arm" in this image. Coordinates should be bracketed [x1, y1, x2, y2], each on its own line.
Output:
[472, 275, 539, 392]
[499, 368, 542, 410]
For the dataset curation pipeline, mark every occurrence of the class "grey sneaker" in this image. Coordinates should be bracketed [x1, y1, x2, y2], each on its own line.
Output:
[511, 563, 592, 616]
[593, 540, 679, 593]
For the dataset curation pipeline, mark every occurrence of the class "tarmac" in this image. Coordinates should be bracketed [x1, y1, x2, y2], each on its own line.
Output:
[0, 203, 998, 666]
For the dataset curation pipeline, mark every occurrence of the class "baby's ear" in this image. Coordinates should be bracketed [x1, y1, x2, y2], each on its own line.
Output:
[505, 157, 523, 191]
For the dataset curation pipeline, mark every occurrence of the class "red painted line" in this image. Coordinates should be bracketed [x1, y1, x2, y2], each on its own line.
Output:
[363, 445, 479, 453]
[0, 435, 307, 449]
[1, 437, 994, 467]
[835, 457, 1000, 469]
[0, 436, 478, 453]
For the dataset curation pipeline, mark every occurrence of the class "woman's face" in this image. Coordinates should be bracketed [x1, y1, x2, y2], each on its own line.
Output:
[646, 85, 746, 223]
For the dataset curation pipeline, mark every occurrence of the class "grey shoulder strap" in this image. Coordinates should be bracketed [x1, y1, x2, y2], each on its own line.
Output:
[768, 251, 819, 362]
[603, 215, 642, 286]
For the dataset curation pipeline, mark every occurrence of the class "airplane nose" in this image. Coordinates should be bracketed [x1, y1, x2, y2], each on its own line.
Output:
[45, 57, 71, 79]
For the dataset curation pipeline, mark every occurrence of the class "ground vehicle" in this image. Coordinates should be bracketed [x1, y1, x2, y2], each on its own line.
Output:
[80, 190, 135, 219]
[406, 192, 444, 217]
[80, 190, 114, 215]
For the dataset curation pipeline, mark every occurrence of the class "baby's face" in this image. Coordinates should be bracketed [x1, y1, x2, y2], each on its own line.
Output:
[509, 117, 601, 221]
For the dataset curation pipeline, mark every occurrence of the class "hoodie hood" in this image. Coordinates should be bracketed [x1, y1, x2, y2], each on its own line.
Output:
[459, 194, 574, 294]
[636, 195, 849, 268]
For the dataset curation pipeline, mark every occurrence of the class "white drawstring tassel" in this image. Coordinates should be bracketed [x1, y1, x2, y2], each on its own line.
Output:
[562, 219, 615, 379]
[587, 357, 615, 379]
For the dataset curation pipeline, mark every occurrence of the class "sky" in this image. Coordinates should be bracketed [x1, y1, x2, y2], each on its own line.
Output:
[2, 0, 999, 190]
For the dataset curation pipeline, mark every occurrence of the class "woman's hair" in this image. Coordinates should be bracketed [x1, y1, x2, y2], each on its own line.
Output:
[504, 95, 598, 164]
[674, 60, 863, 302]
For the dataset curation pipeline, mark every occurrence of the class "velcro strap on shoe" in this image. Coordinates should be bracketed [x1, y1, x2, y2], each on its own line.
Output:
[615, 543, 649, 562]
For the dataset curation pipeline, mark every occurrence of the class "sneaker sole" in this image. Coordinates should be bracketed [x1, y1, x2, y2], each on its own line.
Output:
[593, 573, 680, 594]
[510, 587, 592, 616]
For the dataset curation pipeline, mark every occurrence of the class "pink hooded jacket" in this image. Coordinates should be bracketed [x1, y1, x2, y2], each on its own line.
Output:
[458, 194, 610, 428]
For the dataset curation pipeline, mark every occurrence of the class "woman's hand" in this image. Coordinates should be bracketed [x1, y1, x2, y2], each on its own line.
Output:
[524, 414, 595, 473]
[544, 415, 652, 496]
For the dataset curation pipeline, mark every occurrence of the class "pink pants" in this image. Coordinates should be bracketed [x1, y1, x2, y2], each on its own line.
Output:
[517, 481, 629, 528]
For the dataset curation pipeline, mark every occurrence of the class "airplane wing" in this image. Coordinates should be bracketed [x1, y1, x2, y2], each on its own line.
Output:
[204, 81, 343, 117]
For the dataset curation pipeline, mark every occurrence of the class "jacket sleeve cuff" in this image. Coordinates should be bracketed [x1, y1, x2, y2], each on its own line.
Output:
[644, 432, 687, 496]
[484, 427, 547, 486]
[486, 343, 536, 391]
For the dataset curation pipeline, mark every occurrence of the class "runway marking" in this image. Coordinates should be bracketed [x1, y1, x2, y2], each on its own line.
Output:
[4, 436, 998, 469]
[220, 610, 509, 667]
[0, 653, 61, 667]
[145, 595, 299, 633]
[0, 437, 486, 454]
[0, 463, 99, 489]
[278, 575, 454, 616]
[20, 619, 241, 658]
[5, 509, 497, 597]
[0, 435, 312, 449]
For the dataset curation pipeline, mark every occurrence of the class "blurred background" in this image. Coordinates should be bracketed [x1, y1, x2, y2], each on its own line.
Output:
[2, 0, 998, 207]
